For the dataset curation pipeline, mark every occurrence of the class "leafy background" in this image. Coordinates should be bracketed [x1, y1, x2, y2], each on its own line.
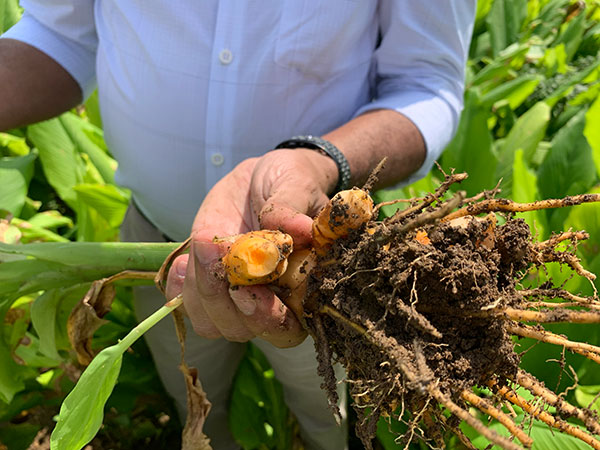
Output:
[1, 0, 600, 448]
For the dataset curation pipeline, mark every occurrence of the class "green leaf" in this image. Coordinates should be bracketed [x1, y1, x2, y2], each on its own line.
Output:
[0, 0, 21, 34]
[229, 344, 292, 450]
[0, 132, 29, 156]
[469, 44, 529, 87]
[229, 357, 272, 449]
[441, 89, 497, 195]
[552, 8, 586, 62]
[485, 0, 528, 56]
[537, 108, 598, 233]
[542, 44, 568, 76]
[575, 384, 600, 413]
[0, 423, 41, 450]
[73, 184, 130, 228]
[531, 0, 571, 41]
[26, 211, 73, 230]
[564, 186, 600, 278]
[12, 218, 70, 243]
[83, 90, 104, 129]
[14, 332, 61, 368]
[495, 101, 550, 195]
[51, 297, 181, 450]
[60, 113, 115, 184]
[481, 75, 542, 110]
[584, 95, 600, 176]
[27, 118, 85, 209]
[30, 290, 62, 360]
[50, 346, 123, 450]
[512, 149, 544, 237]
[0, 168, 26, 216]
[0, 151, 37, 185]
[0, 336, 25, 403]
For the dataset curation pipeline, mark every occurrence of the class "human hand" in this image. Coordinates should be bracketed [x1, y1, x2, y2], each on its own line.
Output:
[165, 149, 338, 348]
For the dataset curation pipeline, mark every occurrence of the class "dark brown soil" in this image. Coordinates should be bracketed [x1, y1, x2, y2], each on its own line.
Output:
[306, 213, 531, 446]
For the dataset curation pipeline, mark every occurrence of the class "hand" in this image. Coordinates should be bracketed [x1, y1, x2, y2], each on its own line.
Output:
[165, 149, 338, 348]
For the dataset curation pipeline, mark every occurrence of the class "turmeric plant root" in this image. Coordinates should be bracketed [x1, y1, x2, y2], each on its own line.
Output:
[299, 173, 600, 449]
[215, 171, 600, 450]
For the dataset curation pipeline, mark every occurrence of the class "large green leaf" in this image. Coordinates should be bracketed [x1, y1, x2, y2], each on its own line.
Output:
[464, 409, 591, 449]
[485, 0, 528, 56]
[50, 346, 123, 450]
[0, 152, 37, 185]
[73, 184, 129, 228]
[575, 384, 600, 413]
[30, 290, 62, 360]
[27, 119, 85, 209]
[229, 345, 291, 450]
[0, 168, 26, 216]
[441, 89, 497, 195]
[60, 113, 115, 184]
[584, 95, 600, 176]
[51, 296, 181, 450]
[496, 101, 550, 196]
[537, 108, 598, 233]
[512, 149, 544, 237]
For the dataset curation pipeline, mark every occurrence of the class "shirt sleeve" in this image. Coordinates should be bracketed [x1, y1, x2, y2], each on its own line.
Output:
[354, 1, 476, 184]
[1, 1, 98, 99]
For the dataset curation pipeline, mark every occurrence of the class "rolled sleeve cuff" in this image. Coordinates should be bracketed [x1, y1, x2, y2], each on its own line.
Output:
[354, 89, 459, 185]
[2, 13, 97, 99]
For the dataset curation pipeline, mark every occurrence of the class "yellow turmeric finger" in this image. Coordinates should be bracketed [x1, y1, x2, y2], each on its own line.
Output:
[313, 188, 374, 252]
[222, 230, 293, 286]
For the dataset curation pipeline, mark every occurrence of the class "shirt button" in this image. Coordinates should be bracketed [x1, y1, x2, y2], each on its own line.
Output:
[219, 48, 233, 65]
[211, 152, 225, 166]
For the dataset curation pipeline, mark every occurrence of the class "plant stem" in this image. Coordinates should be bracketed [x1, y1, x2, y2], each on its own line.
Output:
[116, 294, 183, 351]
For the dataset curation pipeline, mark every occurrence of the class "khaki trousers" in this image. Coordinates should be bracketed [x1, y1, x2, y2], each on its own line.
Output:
[120, 204, 348, 450]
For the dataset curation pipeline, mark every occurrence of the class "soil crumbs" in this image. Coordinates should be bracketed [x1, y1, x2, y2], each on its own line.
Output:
[307, 214, 530, 446]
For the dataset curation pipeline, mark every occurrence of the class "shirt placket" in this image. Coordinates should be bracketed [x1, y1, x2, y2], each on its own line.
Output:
[204, 2, 240, 193]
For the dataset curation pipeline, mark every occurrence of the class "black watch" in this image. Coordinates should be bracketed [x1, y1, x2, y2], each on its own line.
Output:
[275, 135, 351, 193]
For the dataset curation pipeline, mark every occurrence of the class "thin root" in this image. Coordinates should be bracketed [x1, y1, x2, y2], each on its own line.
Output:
[488, 378, 600, 450]
[461, 389, 533, 448]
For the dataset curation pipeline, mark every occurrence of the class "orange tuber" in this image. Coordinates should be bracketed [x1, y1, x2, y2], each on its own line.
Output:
[221, 230, 293, 286]
[312, 188, 374, 252]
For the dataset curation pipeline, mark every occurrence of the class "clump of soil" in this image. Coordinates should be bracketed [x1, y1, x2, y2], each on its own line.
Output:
[304, 175, 600, 449]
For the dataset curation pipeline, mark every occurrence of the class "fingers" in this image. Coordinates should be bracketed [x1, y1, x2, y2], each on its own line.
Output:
[179, 235, 307, 346]
[229, 286, 307, 348]
[258, 203, 315, 248]
[165, 253, 189, 301]
[188, 239, 254, 342]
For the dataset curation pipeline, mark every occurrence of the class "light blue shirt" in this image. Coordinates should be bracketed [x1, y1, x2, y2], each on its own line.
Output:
[5, 1, 475, 241]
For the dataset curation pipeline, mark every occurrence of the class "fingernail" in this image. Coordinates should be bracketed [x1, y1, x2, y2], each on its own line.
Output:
[175, 258, 187, 277]
[230, 288, 257, 316]
[193, 241, 222, 264]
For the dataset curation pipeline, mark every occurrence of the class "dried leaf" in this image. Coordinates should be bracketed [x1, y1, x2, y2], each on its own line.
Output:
[173, 309, 212, 450]
[155, 237, 192, 295]
[68, 270, 156, 365]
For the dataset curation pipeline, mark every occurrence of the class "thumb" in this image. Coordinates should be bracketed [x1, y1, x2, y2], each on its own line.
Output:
[165, 254, 189, 301]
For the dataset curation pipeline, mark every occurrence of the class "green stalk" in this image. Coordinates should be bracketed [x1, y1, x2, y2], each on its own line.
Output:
[0, 241, 179, 300]
[115, 294, 183, 351]
[50, 294, 183, 450]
